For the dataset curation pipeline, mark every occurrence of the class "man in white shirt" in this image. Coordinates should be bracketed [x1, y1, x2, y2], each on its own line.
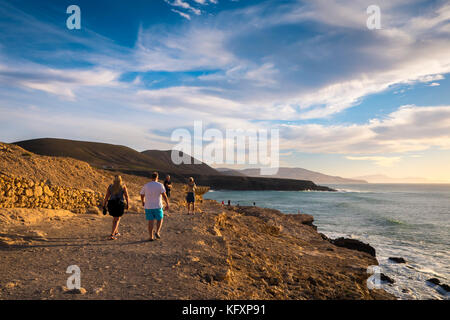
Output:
[140, 172, 170, 241]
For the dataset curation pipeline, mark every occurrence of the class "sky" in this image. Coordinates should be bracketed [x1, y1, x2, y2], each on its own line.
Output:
[0, 0, 449, 181]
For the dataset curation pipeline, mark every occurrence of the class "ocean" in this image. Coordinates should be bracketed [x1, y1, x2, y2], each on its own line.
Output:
[204, 184, 450, 300]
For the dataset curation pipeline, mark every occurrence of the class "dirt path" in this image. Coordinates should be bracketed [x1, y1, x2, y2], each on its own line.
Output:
[0, 203, 235, 299]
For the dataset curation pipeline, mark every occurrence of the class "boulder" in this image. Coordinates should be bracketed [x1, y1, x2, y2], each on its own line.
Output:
[331, 237, 376, 257]
[380, 273, 395, 284]
[427, 278, 441, 285]
[440, 284, 450, 292]
[389, 257, 406, 263]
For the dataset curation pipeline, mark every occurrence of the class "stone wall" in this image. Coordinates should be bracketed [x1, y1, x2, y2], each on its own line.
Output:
[0, 174, 102, 211]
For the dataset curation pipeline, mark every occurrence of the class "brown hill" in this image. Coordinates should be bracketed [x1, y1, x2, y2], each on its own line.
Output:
[141, 150, 219, 176]
[14, 138, 174, 172]
[14, 138, 221, 179]
[14, 138, 334, 191]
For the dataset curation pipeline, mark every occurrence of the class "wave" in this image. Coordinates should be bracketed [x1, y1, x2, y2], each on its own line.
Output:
[383, 217, 406, 226]
[335, 188, 373, 193]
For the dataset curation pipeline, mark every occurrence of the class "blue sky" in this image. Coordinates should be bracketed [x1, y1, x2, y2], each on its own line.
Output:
[0, 0, 450, 181]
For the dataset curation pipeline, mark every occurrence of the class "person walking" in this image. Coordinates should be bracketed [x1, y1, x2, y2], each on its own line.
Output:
[164, 175, 172, 198]
[103, 175, 129, 240]
[186, 177, 196, 214]
[140, 172, 170, 241]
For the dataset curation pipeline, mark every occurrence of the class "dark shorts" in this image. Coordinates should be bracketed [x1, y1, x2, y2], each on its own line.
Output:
[186, 192, 195, 203]
[107, 199, 125, 217]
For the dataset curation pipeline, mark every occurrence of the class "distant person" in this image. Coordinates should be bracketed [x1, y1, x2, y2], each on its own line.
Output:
[140, 172, 170, 241]
[103, 175, 129, 240]
[253, 202, 256, 206]
[164, 175, 172, 198]
[186, 177, 196, 214]
[227, 200, 231, 206]
[221, 201, 224, 206]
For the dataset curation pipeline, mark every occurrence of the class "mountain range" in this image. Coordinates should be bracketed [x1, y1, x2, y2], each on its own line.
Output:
[217, 167, 367, 184]
[12, 138, 333, 191]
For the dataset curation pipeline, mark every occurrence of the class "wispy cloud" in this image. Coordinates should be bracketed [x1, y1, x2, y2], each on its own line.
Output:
[171, 9, 191, 20]
[165, 0, 201, 16]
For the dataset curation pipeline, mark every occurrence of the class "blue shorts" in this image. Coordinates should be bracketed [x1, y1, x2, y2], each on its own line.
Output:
[145, 208, 164, 221]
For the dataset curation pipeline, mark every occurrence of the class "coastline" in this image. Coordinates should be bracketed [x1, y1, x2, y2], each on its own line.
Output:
[204, 186, 450, 300]
[0, 189, 395, 299]
[0, 142, 393, 299]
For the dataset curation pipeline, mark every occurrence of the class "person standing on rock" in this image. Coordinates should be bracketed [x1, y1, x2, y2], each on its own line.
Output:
[103, 175, 129, 240]
[164, 175, 172, 198]
[140, 172, 170, 241]
[186, 177, 196, 214]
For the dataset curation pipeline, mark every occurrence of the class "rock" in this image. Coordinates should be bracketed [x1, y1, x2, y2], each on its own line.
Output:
[214, 269, 232, 282]
[320, 233, 330, 241]
[307, 276, 317, 285]
[33, 185, 43, 197]
[331, 237, 376, 257]
[380, 273, 395, 284]
[64, 287, 87, 295]
[427, 278, 440, 285]
[25, 188, 33, 197]
[94, 287, 103, 294]
[427, 279, 450, 293]
[389, 257, 406, 263]
[440, 284, 450, 292]
[4, 281, 20, 289]
[43, 185, 54, 197]
[204, 274, 213, 284]
[268, 277, 281, 286]
[282, 271, 294, 283]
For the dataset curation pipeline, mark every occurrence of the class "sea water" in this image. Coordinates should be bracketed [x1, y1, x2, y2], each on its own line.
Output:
[204, 184, 450, 300]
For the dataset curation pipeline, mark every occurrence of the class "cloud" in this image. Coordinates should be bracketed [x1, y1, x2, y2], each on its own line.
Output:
[346, 156, 402, 167]
[0, 61, 121, 100]
[0, 105, 170, 150]
[3, 0, 450, 121]
[171, 9, 191, 20]
[133, 25, 234, 72]
[165, 0, 201, 16]
[280, 105, 450, 154]
[1, 0, 450, 160]
[129, 0, 450, 120]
